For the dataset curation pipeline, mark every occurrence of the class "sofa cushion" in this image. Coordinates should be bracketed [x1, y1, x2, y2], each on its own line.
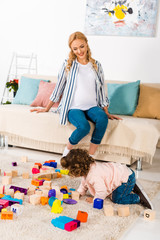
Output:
[30, 81, 59, 108]
[12, 76, 49, 105]
[133, 84, 160, 120]
[107, 80, 140, 115]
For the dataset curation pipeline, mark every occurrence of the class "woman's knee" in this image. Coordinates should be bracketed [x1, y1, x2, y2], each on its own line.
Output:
[97, 112, 108, 128]
[79, 122, 90, 136]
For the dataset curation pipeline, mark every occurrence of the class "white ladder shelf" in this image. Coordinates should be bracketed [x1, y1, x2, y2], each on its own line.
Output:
[1, 52, 37, 104]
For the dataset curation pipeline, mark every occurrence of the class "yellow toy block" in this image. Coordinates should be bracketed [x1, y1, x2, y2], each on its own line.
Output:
[63, 194, 69, 199]
[60, 169, 69, 175]
[51, 199, 63, 214]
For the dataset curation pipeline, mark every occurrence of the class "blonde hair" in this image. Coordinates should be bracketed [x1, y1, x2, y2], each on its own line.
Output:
[66, 31, 98, 72]
[60, 148, 95, 177]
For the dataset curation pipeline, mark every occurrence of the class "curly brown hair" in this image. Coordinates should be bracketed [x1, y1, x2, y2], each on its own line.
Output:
[66, 31, 98, 73]
[60, 148, 95, 177]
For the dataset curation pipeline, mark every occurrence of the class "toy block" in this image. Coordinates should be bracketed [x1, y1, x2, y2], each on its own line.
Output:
[77, 211, 88, 222]
[0, 194, 5, 198]
[11, 204, 23, 216]
[5, 189, 14, 198]
[12, 162, 17, 166]
[35, 163, 42, 169]
[51, 216, 74, 230]
[40, 196, 49, 205]
[21, 156, 28, 162]
[60, 169, 69, 175]
[144, 209, 156, 221]
[29, 194, 41, 205]
[55, 169, 60, 173]
[42, 189, 49, 197]
[35, 189, 43, 196]
[0, 205, 3, 212]
[48, 196, 57, 207]
[27, 185, 36, 195]
[43, 181, 52, 188]
[4, 171, 12, 177]
[31, 179, 43, 187]
[1, 208, 7, 212]
[40, 167, 48, 173]
[56, 192, 63, 201]
[32, 168, 40, 174]
[118, 206, 130, 217]
[52, 185, 60, 192]
[22, 172, 29, 179]
[57, 172, 62, 178]
[0, 185, 5, 194]
[2, 176, 12, 185]
[71, 191, 80, 201]
[104, 205, 114, 216]
[73, 219, 80, 228]
[48, 189, 56, 198]
[63, 194, 69, 199]
[93, 198, 104, 209]
[69, 188, 76, 192]
[60, 188, 68, 194]
[65, 220, 78, 232]
[12, 170, 18, 177]
[43, 162, 57, 168]
[1, 211, 13, 220]
[2, 196, 23, 205]
[61, 185, 68, 191]
[0, 199, 9, 208]
[14, 192, 24, 200]
[32, 172, 52, 180]
[45, 160, 56, 163]
[10, 185, 28, 195]
[51, 199, 63, 213]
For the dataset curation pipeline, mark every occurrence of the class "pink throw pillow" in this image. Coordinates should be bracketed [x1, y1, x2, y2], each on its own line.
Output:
[30, 81, 59, 108]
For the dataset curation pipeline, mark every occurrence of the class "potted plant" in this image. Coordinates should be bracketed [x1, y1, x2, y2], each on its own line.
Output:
[6, 79, 19, 97]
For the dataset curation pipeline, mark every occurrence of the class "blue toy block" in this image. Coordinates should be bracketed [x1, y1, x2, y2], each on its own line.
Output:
[69, 188, 76, 191]
[51, 216, 74, 230]
[43, 163, 50, 167]
[93, 198, 104, 209]
[49, 162, 57, 168]
[2, 196, 23, 205]
[55, 169, 60, 173]
[48, 189, 56, 198]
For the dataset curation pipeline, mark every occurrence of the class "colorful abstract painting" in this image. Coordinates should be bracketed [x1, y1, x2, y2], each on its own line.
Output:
[85, 0, 158, 37]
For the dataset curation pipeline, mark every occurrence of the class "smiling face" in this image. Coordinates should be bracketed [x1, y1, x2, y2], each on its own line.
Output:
[70, 39, 88, 64]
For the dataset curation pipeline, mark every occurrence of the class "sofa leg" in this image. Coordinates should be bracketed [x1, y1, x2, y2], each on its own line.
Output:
[136, 158, 143, 171]
[0, 135, 8, 150]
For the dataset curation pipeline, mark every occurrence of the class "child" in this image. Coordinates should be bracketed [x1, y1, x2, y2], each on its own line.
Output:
[61, 148, 153, 209]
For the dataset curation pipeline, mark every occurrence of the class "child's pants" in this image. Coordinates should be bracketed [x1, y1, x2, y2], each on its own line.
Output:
[112, 170, 140, 204]
[68, 106, 108, 145]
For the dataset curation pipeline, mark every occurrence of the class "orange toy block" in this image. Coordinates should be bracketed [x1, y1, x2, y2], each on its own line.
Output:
[22, 172, 29, 179]
[60, 185, 68, 191]
[118, 206, 130, 217]
[35, 163, 42, 168]
[72, 191, 80, 201]
[104, 205, 114, 216]
[0, 194, 5, 198]
[1, 211, 13, 220]
[31, 179, 43, 186]
[77, 210, 88, 222]
[21, 156, 28, 162]
[144, 209, 156, 221]
[2, 176, 12, 185]
[57, 172, 62, 178]
[12, 170, 18, 177]
[40, 196, 49, 205]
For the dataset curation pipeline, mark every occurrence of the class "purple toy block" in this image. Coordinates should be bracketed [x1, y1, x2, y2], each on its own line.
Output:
[65, 220, 77, 232]
[60, 188, 68, 194]
[12, 162, 17, 166]
[63, 199, 77, 204]
[73, 219, 80, 227]
[93, 198, 104, 209]
[0, 205, 3, 212]
[10, 186, 28, 195]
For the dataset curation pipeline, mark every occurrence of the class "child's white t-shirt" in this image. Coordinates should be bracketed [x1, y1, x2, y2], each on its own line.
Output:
[70, 62, 97, 110]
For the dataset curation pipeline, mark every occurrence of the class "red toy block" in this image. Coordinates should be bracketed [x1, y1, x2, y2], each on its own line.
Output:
[32, 168, 40, 174]
[65, 220, 77, 231]
[0, 199, 9, 208]
[76, 210, 88, 222]
[31, 179, 43, 186]
[35, 163, 42, 169]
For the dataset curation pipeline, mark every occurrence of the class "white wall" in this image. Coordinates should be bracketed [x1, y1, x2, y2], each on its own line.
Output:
[0, 0, 160, 101]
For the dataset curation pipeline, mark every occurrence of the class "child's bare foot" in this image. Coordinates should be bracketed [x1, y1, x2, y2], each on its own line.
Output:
[86, 197, 93, 203]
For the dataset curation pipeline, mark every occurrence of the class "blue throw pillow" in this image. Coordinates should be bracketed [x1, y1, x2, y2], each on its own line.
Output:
[12, 76, 49, 105]
[107, 80, 140, 115]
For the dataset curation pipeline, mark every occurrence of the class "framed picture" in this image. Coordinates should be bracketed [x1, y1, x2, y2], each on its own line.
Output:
[85, 0, 159, 37]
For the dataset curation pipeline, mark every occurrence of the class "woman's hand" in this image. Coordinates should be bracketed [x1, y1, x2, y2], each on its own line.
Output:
[30, 108, 48, 113]
[103, 106, 122, 120]
[106, 113, 122, 120]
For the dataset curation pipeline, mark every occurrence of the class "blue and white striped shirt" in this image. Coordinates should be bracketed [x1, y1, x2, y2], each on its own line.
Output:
[50, 59, 109, 125]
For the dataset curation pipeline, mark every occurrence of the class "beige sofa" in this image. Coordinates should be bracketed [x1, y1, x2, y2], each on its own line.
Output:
[0, 74, 160, 167]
